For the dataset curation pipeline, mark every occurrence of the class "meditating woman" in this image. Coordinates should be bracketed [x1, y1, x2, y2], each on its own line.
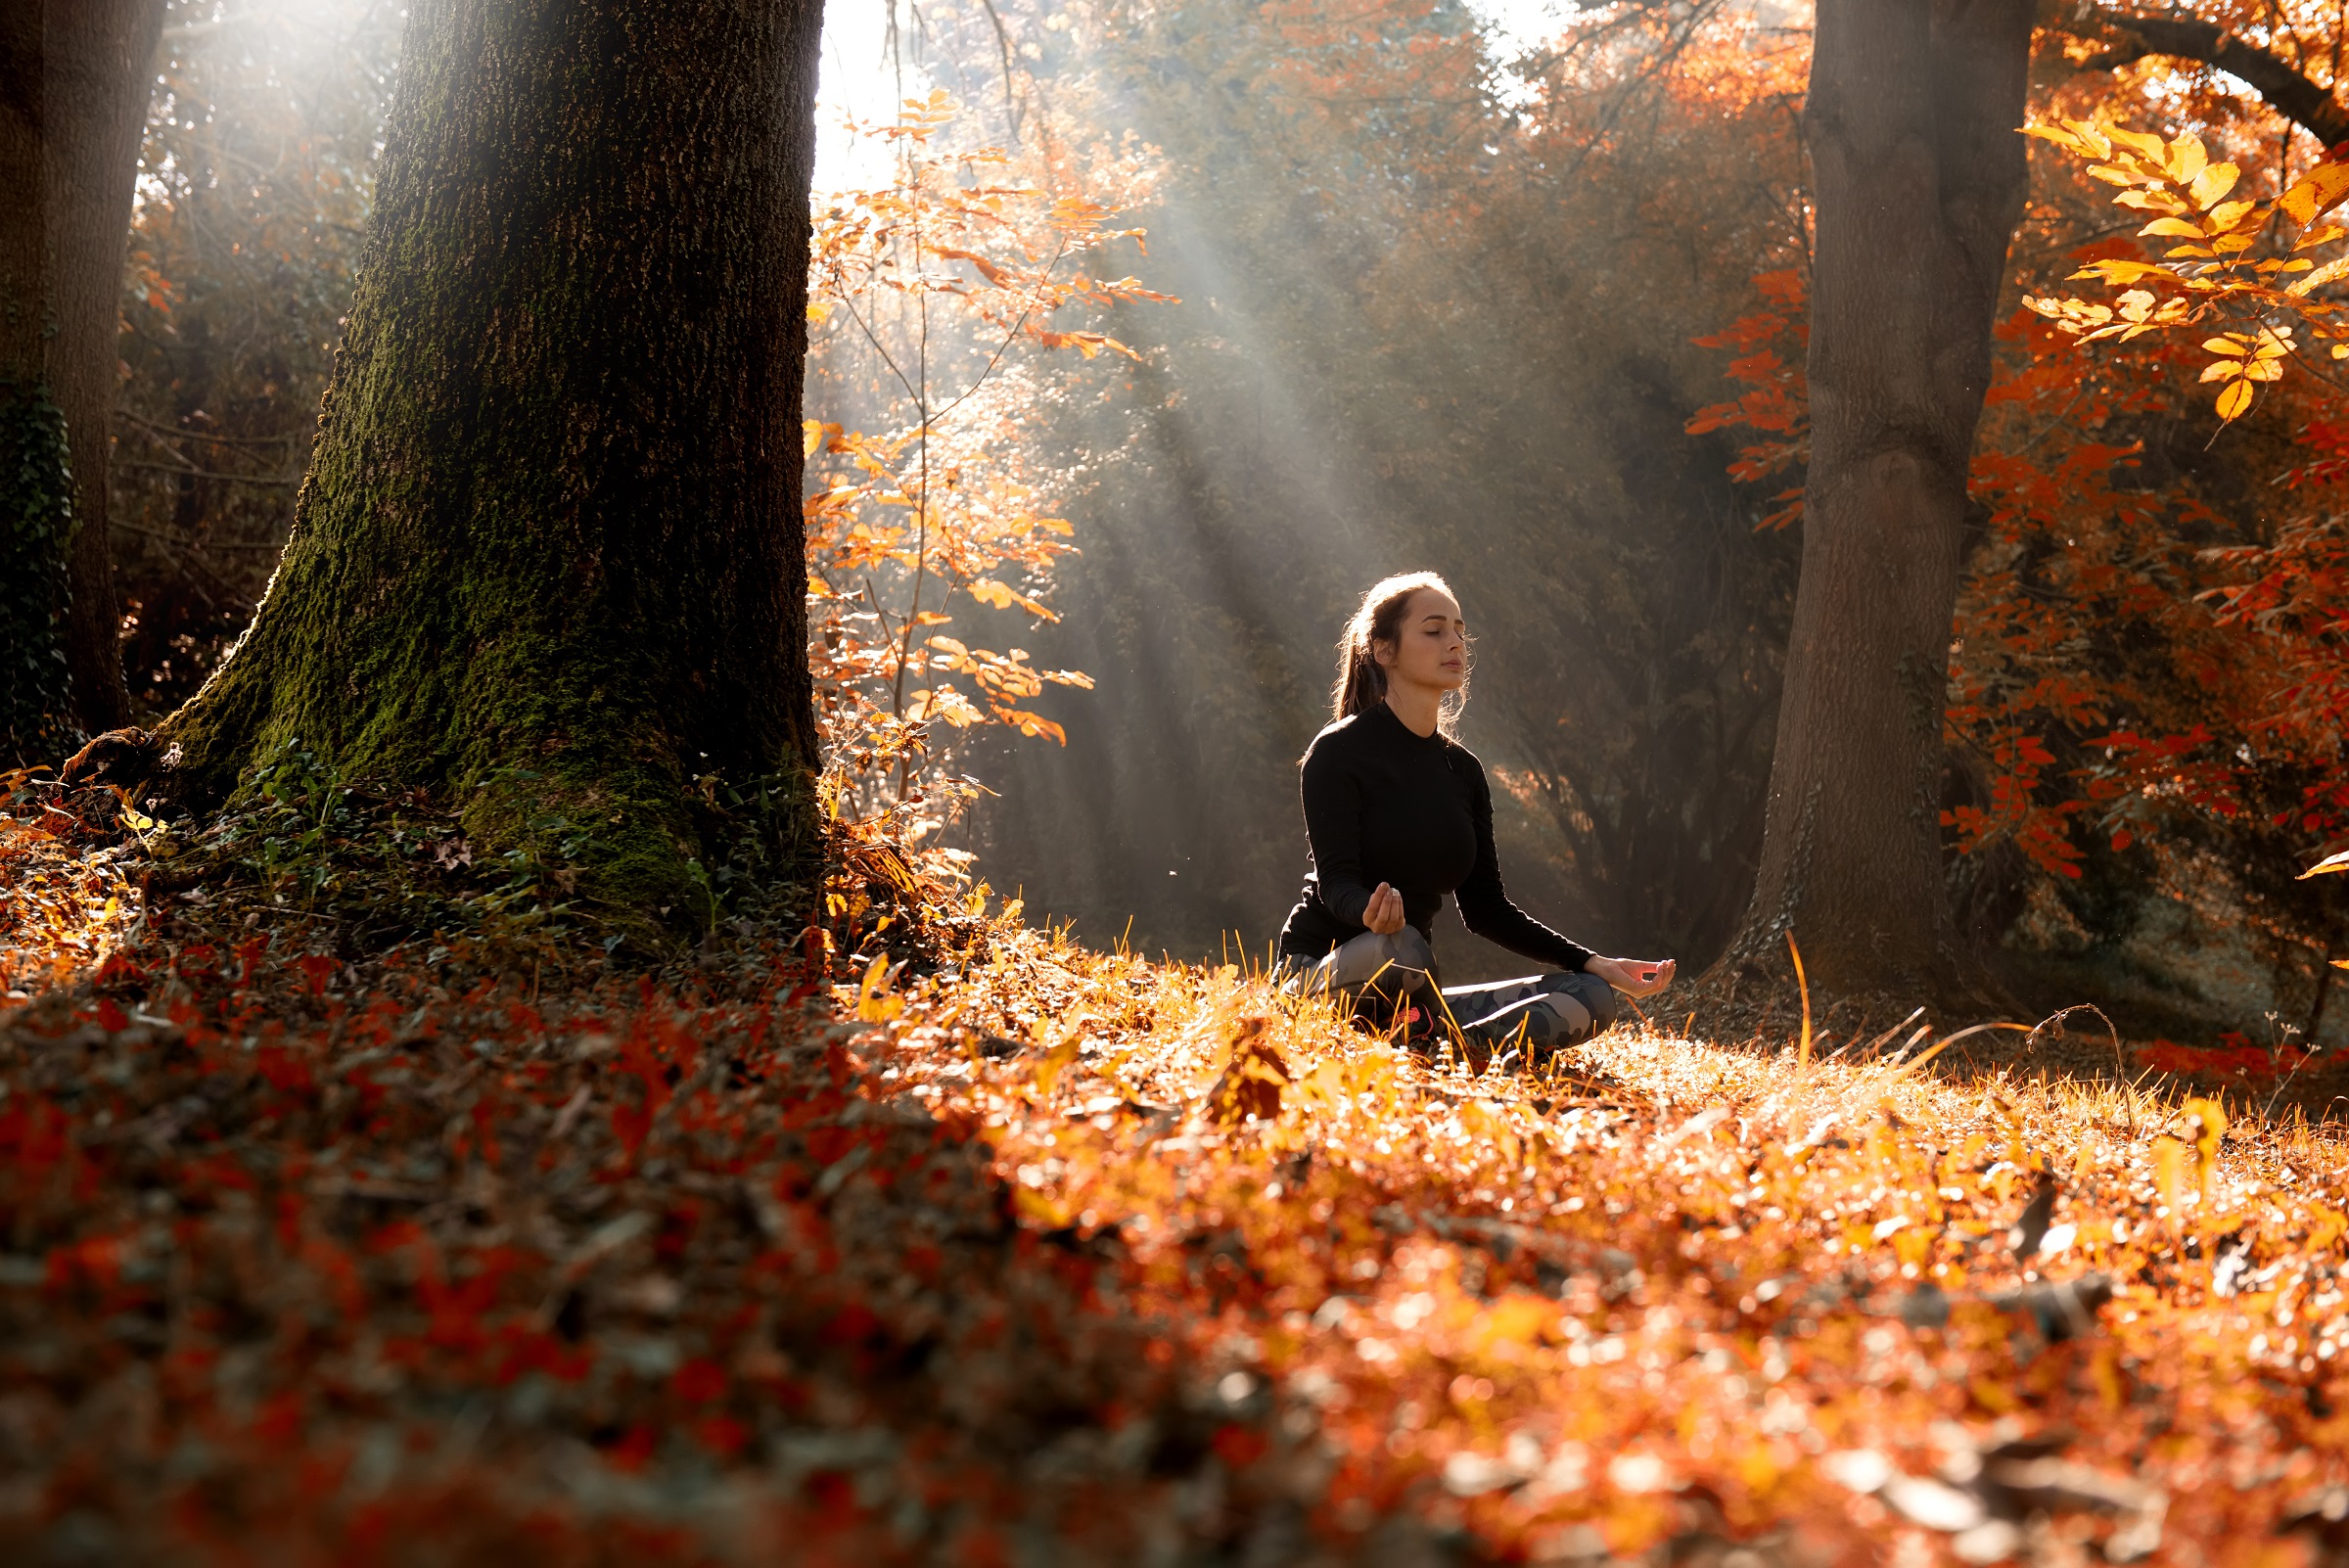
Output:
[1276, 572, 1676, 1057]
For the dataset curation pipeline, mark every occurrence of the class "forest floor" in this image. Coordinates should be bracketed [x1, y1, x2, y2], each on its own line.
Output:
[4, 776, 2349, 1568]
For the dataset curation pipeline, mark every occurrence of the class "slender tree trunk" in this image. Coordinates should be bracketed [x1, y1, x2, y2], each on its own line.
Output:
[1720, 0, 2033, 1002]
[152, 0, 828, 924]
[44, 0, 162, 737]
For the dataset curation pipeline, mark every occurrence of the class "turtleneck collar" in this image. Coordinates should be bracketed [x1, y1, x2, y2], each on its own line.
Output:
[1372, 698, 1446, 746]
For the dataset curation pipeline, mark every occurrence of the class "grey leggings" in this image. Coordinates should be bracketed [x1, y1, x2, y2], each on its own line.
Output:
[1280, 927, 1619, 1051]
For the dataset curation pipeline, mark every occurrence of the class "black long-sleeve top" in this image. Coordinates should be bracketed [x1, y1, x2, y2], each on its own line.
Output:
[1275, 702, 1595, 975]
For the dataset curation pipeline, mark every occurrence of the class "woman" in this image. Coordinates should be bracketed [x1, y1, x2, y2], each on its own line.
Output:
[1276, 572, 1676, 1058]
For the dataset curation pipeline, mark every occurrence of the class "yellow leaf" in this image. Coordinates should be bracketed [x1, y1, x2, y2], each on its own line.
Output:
[2296, 224, 2349, 251]
[997, 708, 1069, 745]
[2216, 378, 2256, 420]
[2202, 196, 2257, 232]
[2164, 132, 2208, 185]
[2107, 125, 2170, 161]
[804, 419, 825, 459]
[806, 298, 834, 326]
[2201, 337, 2247, 356]
[2280, 160, 2349, 227]
[2301, 849, 2349, 878]
[967, 577, 1055, 619]
[2198, 361, 2241, 383]
[2139, 217, 2206, 239]
[856, 953, 903, 1023]
[2289, 256, 2349, 296]
[2068, 259, 2167, 285]
[2022, 122, 2086, 153]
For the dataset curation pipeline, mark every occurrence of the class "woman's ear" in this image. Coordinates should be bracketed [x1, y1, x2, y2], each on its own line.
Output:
[1370, 637, 1396, 670]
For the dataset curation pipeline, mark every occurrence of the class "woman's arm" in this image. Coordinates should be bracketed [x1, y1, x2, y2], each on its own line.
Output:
[1301, 741, 1377, 927]
[1451, 754, 1597, 971]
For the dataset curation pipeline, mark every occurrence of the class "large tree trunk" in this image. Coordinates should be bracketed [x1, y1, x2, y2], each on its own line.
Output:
[153, 0, 828, 924]
[1719, 0, 2033, 1003]
[45, 0, 161, 738]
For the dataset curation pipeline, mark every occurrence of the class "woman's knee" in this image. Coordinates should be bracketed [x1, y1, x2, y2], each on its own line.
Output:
[1568, 971, 1619, 1032]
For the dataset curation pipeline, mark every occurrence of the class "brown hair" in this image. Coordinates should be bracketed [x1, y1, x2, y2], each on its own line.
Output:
[1331, 571, 1466, 730]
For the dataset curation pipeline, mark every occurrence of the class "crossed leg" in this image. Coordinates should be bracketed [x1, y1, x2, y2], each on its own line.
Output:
[1439, 969, 1619, 1054]
[1279, 931, 1619, 1059]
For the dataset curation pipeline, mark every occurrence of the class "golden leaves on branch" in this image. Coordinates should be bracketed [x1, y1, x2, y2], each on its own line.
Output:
[2022, 116, 2349, 424]
[802, 90, 1170, 823]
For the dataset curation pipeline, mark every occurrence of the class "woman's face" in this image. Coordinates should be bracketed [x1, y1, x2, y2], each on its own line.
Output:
[1375, 587, 1467, 692]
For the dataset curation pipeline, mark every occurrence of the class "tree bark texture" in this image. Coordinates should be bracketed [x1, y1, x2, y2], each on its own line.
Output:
[158, 0, 828, 920]
[0, 2, 160, 762]
[1723, 0, 2034, 1000]
[45, 0, 162, 738]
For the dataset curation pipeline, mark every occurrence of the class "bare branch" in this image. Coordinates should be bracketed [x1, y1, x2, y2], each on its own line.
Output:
[2072, 7, 2349, 146]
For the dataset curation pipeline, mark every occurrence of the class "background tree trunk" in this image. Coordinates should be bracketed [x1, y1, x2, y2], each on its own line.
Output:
[46, 0, 163, 738]
[0, 2, 161, 762]
[1718, 0, 2034, 1003]
[156, 0, 828, 924]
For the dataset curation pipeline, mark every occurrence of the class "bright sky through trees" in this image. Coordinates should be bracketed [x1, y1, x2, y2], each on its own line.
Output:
[811, 0, 1572, 189]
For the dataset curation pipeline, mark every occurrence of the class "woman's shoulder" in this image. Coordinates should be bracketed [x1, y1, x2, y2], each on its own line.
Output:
[1302, 710, 1373, 763]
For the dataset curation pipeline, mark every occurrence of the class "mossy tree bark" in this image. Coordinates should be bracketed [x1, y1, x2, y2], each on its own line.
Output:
[156, 0, 828, 924]
[1717, 0, 2033, 1005]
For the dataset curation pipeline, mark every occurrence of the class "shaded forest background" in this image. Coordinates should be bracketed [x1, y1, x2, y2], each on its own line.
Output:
[110, 0, 2349, 1049]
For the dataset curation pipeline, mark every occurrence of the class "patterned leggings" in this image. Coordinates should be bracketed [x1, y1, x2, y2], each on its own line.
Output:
[1279, 928, 1619, 1051]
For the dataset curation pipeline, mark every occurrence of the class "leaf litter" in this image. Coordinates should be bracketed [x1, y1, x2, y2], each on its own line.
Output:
[3, 782, 2349, 1564]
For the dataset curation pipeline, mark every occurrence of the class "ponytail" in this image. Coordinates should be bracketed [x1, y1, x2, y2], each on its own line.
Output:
[1330, 571, 1464, 730]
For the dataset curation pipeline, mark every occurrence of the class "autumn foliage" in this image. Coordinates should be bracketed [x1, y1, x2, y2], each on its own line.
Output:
[803, 92, 1164, 831]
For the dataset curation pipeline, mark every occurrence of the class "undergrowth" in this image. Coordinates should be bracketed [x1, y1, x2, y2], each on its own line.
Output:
[3, 772, 2349, 1565]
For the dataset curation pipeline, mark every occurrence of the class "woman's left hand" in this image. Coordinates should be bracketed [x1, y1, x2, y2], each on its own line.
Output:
[1587, 955, 1676, 998]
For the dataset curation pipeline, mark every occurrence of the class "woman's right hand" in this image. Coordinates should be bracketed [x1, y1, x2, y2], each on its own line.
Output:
[1362, 882, 1406, 936]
